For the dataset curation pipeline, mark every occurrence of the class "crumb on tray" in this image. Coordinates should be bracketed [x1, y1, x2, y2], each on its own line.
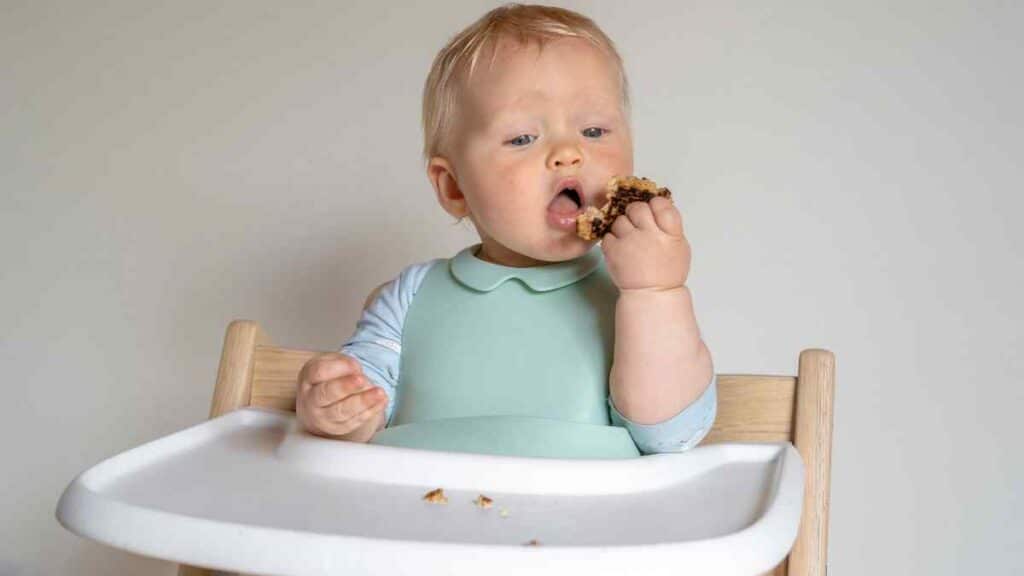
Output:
[422, 488, 448, 504]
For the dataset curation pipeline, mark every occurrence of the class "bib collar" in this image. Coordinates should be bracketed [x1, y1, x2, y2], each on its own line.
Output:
[450, 244, 603, 292]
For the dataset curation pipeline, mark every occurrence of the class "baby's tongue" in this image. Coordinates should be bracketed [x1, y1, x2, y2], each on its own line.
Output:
[548, 193, 580, 215]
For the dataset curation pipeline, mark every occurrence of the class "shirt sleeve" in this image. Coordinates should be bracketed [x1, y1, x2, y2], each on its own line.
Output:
[608, 374, 718, 455]
[339, 259, 441, 424]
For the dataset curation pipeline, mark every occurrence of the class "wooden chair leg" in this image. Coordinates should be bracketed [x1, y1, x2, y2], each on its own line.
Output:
[787, 349, 836, 576]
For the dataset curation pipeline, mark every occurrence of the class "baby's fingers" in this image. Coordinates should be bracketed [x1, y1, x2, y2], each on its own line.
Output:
[649, 196, 683, 237]
[624, 201, 657, 230]
[312, 373, 375, 407]
[610, 211, 636, 238]
[319, 388, 388, 435]
[299, 353, 363, 391]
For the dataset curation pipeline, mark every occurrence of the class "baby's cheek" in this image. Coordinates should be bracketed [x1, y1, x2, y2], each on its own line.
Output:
[592, 145, 633, 176]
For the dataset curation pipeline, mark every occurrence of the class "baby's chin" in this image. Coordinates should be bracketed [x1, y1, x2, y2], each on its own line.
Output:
[521, 236, 596, 265]
[477, 227, 595, 267]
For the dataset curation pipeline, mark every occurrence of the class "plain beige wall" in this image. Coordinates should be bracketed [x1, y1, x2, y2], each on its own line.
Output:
[2, 1, 1021, 574]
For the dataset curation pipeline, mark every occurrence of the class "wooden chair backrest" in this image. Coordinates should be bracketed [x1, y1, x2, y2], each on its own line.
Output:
[183, 320, 835, 576]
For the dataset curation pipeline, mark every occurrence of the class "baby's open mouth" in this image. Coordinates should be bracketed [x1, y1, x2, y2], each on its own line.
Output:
[548, 187, 583, 215]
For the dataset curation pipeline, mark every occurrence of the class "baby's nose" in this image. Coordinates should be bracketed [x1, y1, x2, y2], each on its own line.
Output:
[547, 144, 582, 169]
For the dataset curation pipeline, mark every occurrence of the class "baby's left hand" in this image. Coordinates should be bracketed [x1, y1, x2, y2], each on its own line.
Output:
[600, 196, 691, 291]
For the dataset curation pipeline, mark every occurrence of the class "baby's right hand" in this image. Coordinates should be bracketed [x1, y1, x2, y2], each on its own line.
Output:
[296, 353, 388, 442]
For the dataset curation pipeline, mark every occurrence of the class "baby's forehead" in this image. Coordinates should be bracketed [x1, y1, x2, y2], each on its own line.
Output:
[476, 35, 615, 76]
[461, 37, 623, 108]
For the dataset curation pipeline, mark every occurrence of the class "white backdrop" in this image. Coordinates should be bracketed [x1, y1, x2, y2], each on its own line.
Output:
[2, 1, 1021, 574]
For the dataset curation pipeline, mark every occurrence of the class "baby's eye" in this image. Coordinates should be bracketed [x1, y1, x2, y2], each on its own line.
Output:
[506, 134, 536, 147]
[583, 127, 608, 138]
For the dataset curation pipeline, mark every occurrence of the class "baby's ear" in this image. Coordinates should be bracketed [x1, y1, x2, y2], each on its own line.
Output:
[427, 156, 469, 219]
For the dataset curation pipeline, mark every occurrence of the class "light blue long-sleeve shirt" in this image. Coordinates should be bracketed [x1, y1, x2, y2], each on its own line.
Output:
[341, 259, 717, 455]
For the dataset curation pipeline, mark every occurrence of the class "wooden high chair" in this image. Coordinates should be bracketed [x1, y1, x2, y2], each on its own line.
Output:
[179, 320, 835, 576]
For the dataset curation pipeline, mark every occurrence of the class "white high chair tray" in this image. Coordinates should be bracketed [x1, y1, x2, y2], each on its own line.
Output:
[57, 407, 804, 576]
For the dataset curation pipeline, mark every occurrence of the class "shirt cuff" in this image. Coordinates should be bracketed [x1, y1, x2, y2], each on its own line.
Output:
[339, 344, 398, 424]
[608, 375, 718, 455]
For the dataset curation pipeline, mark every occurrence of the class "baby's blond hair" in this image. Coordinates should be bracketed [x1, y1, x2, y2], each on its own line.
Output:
[421, 3, 631, 166]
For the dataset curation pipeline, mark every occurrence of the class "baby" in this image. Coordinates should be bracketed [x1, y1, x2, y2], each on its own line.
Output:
[295, 4, 716, 457]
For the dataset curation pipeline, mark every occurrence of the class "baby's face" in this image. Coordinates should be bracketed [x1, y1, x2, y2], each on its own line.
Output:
[437, 37, 634, 267]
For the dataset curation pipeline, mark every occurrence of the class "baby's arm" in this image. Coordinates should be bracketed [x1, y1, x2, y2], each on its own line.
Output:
[296, 258, 441, 441]
[296, 290, 390, 442]
[608, 287, 716, 453]
[601, 196, 716, 453]
[610, 287, 714, 423]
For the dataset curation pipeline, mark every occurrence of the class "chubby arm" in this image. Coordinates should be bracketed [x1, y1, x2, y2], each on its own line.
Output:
[609, 286, 713, 424]
[600, 196, 716, 449]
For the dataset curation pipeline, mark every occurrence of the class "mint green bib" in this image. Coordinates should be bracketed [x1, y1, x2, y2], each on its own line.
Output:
[369, 245, 640, 459]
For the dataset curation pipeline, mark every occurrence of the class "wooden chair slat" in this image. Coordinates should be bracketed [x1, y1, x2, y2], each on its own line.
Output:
[705, 375, 796, 444]
[249, 346, 319, 412]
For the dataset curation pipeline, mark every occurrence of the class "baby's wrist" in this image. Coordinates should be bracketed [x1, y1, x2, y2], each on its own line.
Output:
[617, 284, 688, 297]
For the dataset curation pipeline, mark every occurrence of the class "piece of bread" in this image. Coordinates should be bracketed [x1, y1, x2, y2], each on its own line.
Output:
[576, 176, 672, 240]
